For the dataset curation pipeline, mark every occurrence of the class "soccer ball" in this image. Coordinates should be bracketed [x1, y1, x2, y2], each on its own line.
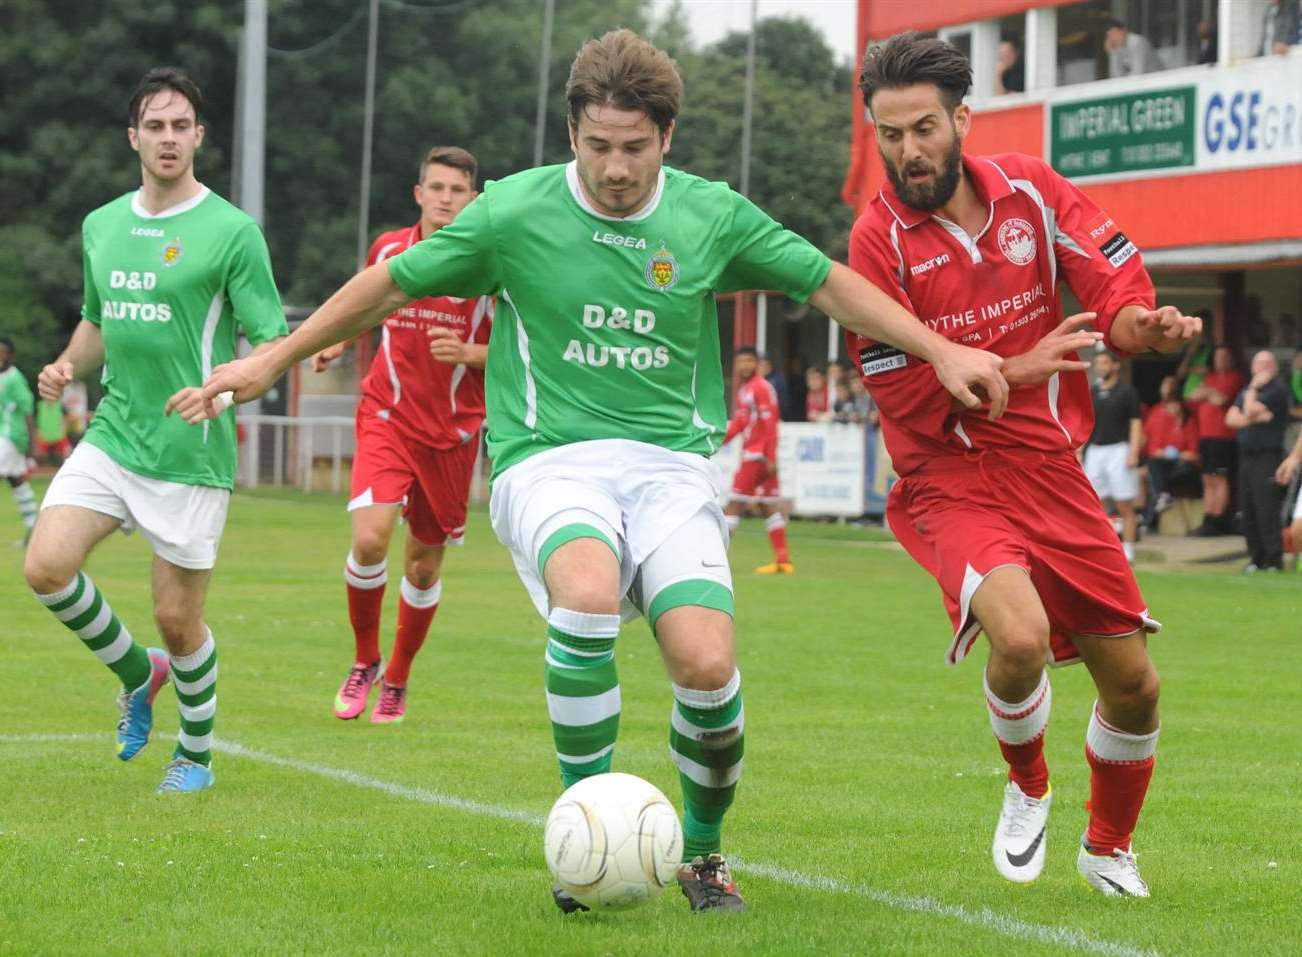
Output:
[543, 772, 683, 911]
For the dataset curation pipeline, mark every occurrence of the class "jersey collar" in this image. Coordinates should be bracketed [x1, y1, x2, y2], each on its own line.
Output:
[131, 185, 211, 219]
[565, 161, 665, 222]
[878, 155, 1015, 230]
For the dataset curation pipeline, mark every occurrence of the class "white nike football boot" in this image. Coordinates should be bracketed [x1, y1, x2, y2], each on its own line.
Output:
[992, 780, 1052, 883]
[1077, 839, 1150, 897]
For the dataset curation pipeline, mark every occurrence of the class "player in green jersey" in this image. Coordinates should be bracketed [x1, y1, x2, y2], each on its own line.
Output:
[197, 31, 1007, 909]
[0, 337, 38, 545]
[23, 67, 287, 794]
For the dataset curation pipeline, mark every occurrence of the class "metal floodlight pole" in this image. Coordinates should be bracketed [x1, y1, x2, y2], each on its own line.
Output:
[238, 0, 267, 225]
[533, 0, 557, 167]
[356, 0, 381, 270]
[739, 0, 758, 197]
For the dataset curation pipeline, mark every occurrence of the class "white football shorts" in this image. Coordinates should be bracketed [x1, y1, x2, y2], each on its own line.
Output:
[0, 436, 27, 478]
[41, 441, 231, 569]
[1084, 442, 1139, 502]
[489, 438, 732, 623]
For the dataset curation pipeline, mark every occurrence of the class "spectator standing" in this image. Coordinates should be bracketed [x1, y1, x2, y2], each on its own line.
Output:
[1105, 19, 1163, 77]
[1197, 21, 1218, 65]
[34, 399, 73, 465]
[849, 376, 878, 426]
[1226, 351, 1290, 571]
[1259, 0, 1299, 56]
[996, 40, 1025, 94]
[1190, 345, 1243, 535]
[806, 366, 830, 421]
[1274, 426, 1302, 562]
[784, 355, 808, 422]
[1141, 375, 1199, 531]
[757, 355, 791, 421]
[1084, 352, 1143, 564]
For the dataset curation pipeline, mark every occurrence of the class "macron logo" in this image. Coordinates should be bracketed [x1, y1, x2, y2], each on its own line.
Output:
[910, 253, 951, 277]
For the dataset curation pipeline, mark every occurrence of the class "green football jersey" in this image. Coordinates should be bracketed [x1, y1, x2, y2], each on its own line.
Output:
[388, 163, 831, 478]
[0, 366, 35, 453]
[81, 187, 286, 489]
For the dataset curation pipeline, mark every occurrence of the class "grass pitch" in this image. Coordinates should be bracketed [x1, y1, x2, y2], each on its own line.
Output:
[2, 484, 1300, 956]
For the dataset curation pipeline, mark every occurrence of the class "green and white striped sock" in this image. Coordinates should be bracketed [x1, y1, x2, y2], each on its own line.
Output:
[11, 481, 36, 531]
[670, 670, 745, 861]
[34, 572, 150, 690]
[544, 608, 620, 788]
[171, 631, 217, 767]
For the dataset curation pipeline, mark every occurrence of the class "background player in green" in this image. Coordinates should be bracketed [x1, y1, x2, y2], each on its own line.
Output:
[196, 30, 1006, 909]
[23, 67, 287, 793]
[0, 337, 38, 545]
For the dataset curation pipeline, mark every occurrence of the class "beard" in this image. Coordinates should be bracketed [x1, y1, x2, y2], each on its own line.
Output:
[885, 136, 963, 212]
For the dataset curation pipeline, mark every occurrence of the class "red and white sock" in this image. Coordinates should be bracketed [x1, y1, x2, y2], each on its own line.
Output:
[765, 512, 790, 564]
[1085, 703, 1158, 853]
[985, 669, 1051, 799]
[344, 552, 387, 666]
[385, 577, 441, 687]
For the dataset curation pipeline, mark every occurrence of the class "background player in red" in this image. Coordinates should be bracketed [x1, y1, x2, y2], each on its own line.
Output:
[852, 34, 1200, 896]
[313, 146, 492, 725]
[722, 346, 792, 574]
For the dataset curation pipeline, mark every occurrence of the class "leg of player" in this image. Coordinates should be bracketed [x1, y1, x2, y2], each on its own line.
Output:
[657, 605, 746, 912]
[24, 505, 170, 762]
[723, 500, 742, 540]
[152, 557, 217, 793]
[372, 535, 446, 725]
[1116, 498, 1138, 564]
[335, 504, 401, 720]
[755, 501, 794, 574]
[1071, 631, 1160, 898]
[7, 474, 37, 545]
[970, 566, 1054, 884]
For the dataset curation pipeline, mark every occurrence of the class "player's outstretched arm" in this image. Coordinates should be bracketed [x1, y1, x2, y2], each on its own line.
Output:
[166, 338, 287, 424]
[810, 262, 1009, 420]
[38, 320, 104, 402]
[999, 313, 1102, 387]
[199, 263, 411, 415]
[1110, 304, 1201, 355]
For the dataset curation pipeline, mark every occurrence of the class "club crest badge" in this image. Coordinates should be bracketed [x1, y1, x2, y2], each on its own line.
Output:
[996, 218, 1036, 266]
[161, 237, 184, 268]
[644, 243, 680, 293]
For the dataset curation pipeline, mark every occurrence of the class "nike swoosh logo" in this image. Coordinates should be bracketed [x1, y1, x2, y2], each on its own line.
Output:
[1099, 874, 1131, 896]
[1005, 826, 1046, 868]
[701, 561, 726, 568]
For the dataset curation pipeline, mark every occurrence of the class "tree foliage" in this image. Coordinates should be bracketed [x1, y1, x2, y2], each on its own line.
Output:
[1, 1, 854, 369]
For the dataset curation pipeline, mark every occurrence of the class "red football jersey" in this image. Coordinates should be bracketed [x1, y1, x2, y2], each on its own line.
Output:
[1192, 370, 1243, 441]
[847, 153, 1156, 477]
[724, 374, 779, 461]
[359, 224, 493, 449]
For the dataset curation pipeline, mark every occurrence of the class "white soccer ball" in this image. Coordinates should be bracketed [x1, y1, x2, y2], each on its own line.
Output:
[543, 772, 683, 911]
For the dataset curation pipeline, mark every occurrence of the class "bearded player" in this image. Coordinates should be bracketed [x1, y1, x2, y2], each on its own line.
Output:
[312, 147, 492, 725]
[722, 346, 792, 573]
[851, 34, 1200, 896]
[196, 30, 1007, 912]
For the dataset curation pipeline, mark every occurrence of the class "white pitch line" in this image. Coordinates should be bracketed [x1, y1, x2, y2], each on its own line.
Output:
[0, 733, 1159, 957]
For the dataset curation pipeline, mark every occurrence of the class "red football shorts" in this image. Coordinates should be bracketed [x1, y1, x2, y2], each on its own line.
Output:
[887, 449, 1159, 667]
[731, 458, 779, 500]
[349, 407, 479, 546]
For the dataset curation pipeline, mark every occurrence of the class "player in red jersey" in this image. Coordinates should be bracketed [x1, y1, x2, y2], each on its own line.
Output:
[851, 35, 1200, 896]
[314, 146, 492, 725]
[722, 347, 792, 573]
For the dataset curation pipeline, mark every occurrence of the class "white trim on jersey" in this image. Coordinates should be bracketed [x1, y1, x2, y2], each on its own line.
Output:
[447, 295, 492, 429]
[565, 161, 665, 223]
[372, 236, 409, 411]
[502, 289, 537, 430]
[887, 219, 906, 288]
[1046, 371, 1073, 443]
[690, 360, 719, 447]
[130, 186, 211, 219]
[199, 291, 225, 445]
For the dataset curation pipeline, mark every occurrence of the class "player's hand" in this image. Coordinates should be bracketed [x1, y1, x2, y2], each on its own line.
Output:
[1276, 456, 1300, 486]
[428, 325, 467, 365]
[1000, 313, 1102, 388]
[1132, 305, 1202, 350]
[932, 342, 1008, 421]
[312, 342, 346, 373]
[38, 361, 74, 402]
[164, 386, 231, 424]
[1250, 370, 1274, 391]
[1127, 450, 1141, 469]
[199, 354, 278, 417]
